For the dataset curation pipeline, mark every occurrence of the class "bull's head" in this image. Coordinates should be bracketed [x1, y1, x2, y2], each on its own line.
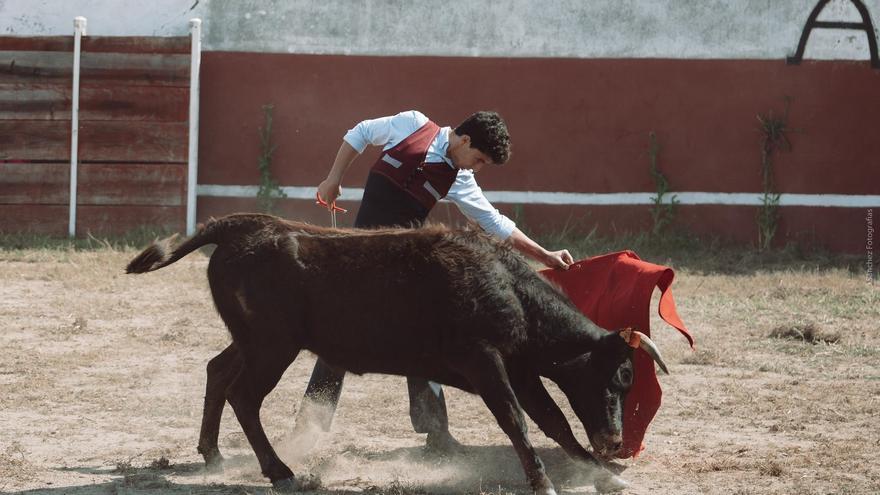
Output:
[550, 329, 668, 458]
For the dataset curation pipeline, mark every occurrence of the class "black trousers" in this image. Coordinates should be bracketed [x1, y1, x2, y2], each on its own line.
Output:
[301, 173, 449, 434]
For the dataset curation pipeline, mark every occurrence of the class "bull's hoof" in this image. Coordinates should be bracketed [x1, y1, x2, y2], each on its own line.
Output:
[199, 449, 224, 473]
[424, 431, 466, 457]
[536, 487, 558, 495]
[205, 458, 224, 473]
[270, 477, 301, 493]
[594, 472, 629, 493]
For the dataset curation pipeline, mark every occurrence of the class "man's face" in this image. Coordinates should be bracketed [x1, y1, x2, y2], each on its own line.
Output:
[451, 135, 494, 172]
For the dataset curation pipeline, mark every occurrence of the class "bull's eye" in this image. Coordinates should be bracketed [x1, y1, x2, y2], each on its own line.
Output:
[619, 368, 633, 384]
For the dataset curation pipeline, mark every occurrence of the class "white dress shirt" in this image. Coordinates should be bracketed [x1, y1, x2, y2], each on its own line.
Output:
[343, 110, 516, 240]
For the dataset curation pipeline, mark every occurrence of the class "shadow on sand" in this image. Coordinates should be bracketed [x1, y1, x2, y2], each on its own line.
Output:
[16, 445, 627, 495]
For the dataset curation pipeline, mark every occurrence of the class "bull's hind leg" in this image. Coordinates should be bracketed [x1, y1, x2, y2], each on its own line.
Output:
[197, 344, 243, 470]
[225, 348, 300, 491]
[454, 348, 556, 495]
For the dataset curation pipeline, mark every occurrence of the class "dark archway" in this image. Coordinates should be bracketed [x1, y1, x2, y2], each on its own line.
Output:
[787, 0, 879, 68]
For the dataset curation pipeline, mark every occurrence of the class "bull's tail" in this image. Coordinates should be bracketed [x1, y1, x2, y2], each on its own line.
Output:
[126, 226, 217, 274]
[126, 213, 299, 274]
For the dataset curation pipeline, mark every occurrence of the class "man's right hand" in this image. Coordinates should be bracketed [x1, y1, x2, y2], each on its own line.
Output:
[316, 179, 342, 209]
[544, 249, 574, 270]
[318, 141, 360, 209]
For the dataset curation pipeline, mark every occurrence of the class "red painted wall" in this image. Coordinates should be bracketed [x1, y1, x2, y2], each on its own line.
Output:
[196, 53, 879, 252]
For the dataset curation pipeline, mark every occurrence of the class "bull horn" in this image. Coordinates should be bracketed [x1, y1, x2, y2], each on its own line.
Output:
[633, 331, 670, 375]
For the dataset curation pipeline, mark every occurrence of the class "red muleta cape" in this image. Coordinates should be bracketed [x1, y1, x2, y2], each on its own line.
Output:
[540, 250, 694, 458]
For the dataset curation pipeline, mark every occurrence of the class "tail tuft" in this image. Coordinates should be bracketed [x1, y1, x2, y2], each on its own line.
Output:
[126, 235, 177, 274]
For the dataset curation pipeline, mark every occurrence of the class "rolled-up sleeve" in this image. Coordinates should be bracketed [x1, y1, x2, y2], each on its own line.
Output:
[343, 110, 426, 153]
[445, 171, 516, 240]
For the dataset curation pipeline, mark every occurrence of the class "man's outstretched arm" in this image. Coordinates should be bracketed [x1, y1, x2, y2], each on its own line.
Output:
[508, 228, 573, 270]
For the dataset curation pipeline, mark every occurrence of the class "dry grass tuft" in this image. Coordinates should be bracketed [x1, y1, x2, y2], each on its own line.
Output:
[687, 456, 786, 478]
[0, 443, 35, 490]
[768, 422, 805, 433]
[113, 459, 134, 474]
[680, 348, 722, 366]
[691, 457, 751, 473]
[759, 460, 785, 477]
[478, 484, 519, 495]
[123, 472, 170, 488]
[769, 323, 840, 344]
[366, 478, 427, 495]
[149, 456, 172, 470]
[296, 472, 323, 491]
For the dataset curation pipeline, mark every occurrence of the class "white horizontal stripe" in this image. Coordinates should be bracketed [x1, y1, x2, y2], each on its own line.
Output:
[197, 185, 366, 201]
[196, 185, 879, 208]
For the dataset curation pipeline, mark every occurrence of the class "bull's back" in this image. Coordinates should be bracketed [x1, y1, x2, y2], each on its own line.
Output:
[206, 223, 530, 376]
[295, 232, 501, 373]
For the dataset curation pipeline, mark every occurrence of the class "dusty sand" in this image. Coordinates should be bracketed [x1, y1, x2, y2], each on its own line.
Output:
[0, 248, 877, 494]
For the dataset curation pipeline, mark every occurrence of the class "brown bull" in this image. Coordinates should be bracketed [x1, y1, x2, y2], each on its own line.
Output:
[126, 213, 668, 494]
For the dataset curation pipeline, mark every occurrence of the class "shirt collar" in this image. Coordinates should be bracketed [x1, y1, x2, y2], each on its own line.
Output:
[436, 127, 455, 167]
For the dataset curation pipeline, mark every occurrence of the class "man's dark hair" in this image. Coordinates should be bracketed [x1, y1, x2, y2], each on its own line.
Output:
[454, 111, 511, 165]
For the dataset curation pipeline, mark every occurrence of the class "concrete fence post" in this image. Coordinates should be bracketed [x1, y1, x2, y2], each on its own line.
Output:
[187, 18, 202, 236]
[69, 16, 86, 238]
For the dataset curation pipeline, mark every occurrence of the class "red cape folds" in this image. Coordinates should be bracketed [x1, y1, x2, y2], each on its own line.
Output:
[540, 251, 694, 458]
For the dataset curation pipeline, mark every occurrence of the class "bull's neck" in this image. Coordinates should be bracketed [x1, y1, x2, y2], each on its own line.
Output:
[530, 303, 609, 375]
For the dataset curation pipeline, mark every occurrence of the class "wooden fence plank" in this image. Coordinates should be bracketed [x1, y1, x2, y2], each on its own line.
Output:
[0, 121, 188, 162]
[78, 163, 186, 205]
[0, 51, 190, 86]
[80, 52, 190, 85]
[0, 204, 185, 236]
[0, 36, 72, 53]
[0, 205, 67, 234]
[0, 84, 69, 120]
[0, 162, 68, 203]
[0, 36, 189, 54]
[0, 51, 71, 81]
[84, 36, 190, 54]
[80, 84, 189, 121]
[79, 121, 189, 162]
[77, 205, 186, 235]
[0, 121, 69, 161]
[0, 83, 189, 121]
[0, 162, 186, 205]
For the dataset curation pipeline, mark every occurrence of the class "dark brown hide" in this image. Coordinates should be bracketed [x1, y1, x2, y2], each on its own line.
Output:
[127, 213, 640, 494]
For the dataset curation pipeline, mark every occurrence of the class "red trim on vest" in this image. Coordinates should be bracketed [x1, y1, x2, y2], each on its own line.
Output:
[370, 121, 458, 210]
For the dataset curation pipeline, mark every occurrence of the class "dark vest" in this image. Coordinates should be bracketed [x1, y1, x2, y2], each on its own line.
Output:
[368, 120, 459, 211]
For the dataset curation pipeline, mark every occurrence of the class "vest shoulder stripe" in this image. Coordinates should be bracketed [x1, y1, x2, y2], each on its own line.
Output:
[382, 154, 403, 168]
[423, 181, 442, 201]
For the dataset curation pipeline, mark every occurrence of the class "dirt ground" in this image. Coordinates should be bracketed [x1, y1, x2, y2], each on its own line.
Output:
[1, 247, 878, 494]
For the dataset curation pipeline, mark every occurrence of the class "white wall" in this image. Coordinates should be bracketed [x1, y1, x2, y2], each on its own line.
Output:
[1, 0, 878, 60]
[0, 0, 207, 37]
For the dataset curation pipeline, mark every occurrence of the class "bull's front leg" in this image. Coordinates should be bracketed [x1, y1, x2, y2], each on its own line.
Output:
[197, 344, 243, 471]
[511, 373, 628, 493]
[454, 348, 557, 495]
